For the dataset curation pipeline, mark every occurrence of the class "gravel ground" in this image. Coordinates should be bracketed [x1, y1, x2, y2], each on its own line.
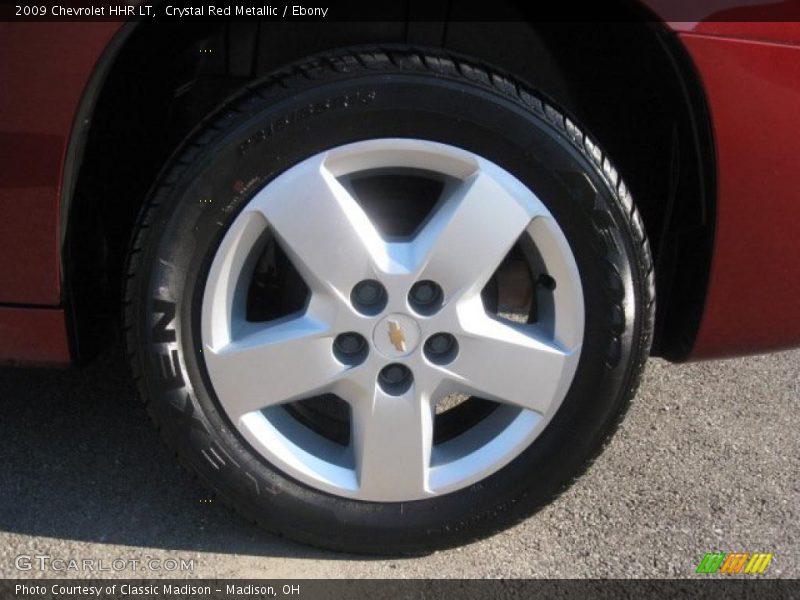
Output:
[0, 349, 797, 579]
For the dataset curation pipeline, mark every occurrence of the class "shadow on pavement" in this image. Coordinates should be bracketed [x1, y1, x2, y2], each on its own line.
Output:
[0, 351, 347, 559]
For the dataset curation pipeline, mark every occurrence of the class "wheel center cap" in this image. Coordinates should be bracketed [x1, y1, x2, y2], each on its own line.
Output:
[373, 313, 421, 358]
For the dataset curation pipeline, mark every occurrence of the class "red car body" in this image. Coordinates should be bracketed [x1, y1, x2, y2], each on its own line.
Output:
[2, 7, 800, 365]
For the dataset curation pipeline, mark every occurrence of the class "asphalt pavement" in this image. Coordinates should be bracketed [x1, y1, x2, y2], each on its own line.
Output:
[0, 348, 797, 578]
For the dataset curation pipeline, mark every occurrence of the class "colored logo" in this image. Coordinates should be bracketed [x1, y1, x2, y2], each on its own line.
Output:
[387, 320, 407, 352]
[696, 552, 774, 574]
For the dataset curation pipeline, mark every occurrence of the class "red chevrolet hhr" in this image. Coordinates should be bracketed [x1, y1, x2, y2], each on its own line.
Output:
[2, 3, 800, 553]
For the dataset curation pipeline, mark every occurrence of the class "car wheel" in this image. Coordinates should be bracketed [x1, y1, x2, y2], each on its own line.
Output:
[125, 47, 655, 554]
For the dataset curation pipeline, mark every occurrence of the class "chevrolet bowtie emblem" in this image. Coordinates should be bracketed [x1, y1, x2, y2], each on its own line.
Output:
[387, 320, 407, 352]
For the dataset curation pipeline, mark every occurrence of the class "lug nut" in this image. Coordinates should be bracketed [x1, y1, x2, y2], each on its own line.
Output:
[424, 333, 458, 365]
[335, 332, 365, 355]
[356, 281, 380, 304]
[351, 280, 387, 315]
[412, 282, 435, 303]
[381, 364, 407, 383]
[409, 280, 443, 315]
[333, 332, 367, 365]
[378, 363, 413, 395]
[426, 333, 454, 354]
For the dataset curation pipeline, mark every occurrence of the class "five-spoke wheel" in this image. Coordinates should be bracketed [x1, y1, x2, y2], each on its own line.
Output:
[201, 139, 584, 501]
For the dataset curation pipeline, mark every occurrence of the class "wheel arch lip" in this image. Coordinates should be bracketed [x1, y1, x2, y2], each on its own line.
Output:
[645, 23, 718, 361]
[57, 21, 136, 361]
[59, 21, 135, 254]
[675, 29, 800, 359]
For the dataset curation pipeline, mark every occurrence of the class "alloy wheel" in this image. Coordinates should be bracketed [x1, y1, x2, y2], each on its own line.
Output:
[200, 138, 585, 501]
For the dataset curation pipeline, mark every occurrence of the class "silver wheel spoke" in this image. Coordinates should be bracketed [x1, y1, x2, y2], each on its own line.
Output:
[204, 316, 340, 422]
[413, 167, 546, 299]
[350, 385, 434, 498]
[248, 156, 391, 297]
[445, 300, 575, 414]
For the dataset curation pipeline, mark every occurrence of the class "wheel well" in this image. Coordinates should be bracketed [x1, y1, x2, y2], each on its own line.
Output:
[64, 15, 714, 362]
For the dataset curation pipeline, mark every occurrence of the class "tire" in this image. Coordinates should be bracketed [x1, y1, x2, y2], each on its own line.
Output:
[125, 47, 655, 554]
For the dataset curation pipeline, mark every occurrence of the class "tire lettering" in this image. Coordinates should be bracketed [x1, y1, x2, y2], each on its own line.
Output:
[151, 298, 184, 389]
[201, 442, 235, 470]
[157, 349, 185, 390]
[245, 472, 261, 495]
[151, 298, 177, 343]
[201, 448, 223, 470]
[238, 90, 377, 156]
